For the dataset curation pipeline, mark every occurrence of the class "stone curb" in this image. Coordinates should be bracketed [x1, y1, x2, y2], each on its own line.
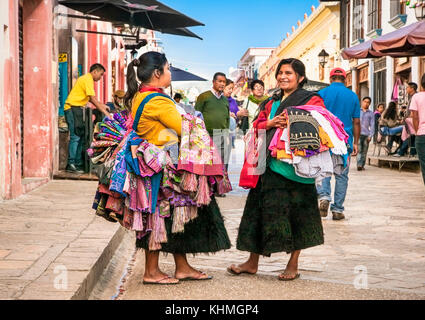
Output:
[71, 226, 127, 300]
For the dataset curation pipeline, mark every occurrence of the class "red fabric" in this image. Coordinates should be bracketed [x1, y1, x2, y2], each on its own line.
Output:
[239, 160, 260, 189]
[139, 86, 165, 94]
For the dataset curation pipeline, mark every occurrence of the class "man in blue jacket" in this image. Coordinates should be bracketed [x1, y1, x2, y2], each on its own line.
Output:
[316, 68, 361, 221]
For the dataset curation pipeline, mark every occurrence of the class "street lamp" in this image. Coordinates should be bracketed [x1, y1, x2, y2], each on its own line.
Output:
[318, 49, 329, 68]
[414, 0, 425, 21]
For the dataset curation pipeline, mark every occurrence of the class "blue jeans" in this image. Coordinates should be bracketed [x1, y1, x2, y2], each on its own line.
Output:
[380, 125, 404, 136]
[357, 135, 370, 168]
[316, 159, 350, 213]
[65, 109, 83, 167]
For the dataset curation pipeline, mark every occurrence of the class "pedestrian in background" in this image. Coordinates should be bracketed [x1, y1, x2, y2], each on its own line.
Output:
[357, 97, 374, 171]
[374, 103, 385, 143]
[64, 63, 112, 174]
[316, 68, 360, 220]
[239, 80, 268, 133]
[223, 79, 238, 149]
[195, 72, 231, 176]
[228, 58, 325, 281]
[410, 73, 425, 184]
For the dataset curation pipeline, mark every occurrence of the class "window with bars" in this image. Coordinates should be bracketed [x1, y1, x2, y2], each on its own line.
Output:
[373, 58, 387, 107]
[352, 0, 364, 42]
[390, 0, 406, 18]
[340, 0, 351, 48]
[368, 0, 381, 32]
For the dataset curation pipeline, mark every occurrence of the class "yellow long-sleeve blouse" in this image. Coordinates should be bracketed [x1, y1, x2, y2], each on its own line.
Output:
[131, 91, 182, 147]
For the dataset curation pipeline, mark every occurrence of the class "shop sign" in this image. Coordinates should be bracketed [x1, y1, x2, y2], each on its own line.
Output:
[59, 53, 68, 63]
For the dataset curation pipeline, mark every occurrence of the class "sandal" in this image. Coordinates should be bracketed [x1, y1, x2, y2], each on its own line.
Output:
[142, 275, 180, 285]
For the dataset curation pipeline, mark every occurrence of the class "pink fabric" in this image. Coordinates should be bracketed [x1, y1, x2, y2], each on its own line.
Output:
[296, 105, 349, 143]
[178, 114, 224, 176]
[268, 128, 282, 151]
[409, 92, 425, 135]
[402, 118, 416, 140]
[136, 177, 150, 212]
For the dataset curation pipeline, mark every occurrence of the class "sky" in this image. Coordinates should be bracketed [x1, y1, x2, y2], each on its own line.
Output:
[157, 0, 320, 80]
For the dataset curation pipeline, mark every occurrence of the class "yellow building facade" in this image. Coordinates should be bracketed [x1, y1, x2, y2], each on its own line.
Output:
[259, 2, 341, 91]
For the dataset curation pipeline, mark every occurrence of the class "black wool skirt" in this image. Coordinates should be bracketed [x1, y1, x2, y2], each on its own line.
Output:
[236, 168, 324, 256]
[136, 197, 231, 254]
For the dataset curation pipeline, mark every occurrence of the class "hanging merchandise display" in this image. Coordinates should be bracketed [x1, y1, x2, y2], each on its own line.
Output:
[88, 107, 232, 251]
[266, 104, 349, 182]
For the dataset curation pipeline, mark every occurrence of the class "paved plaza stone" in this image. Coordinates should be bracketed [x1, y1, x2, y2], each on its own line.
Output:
[112, 140, 425, 300]
[1, 139, 424, 300]
[0, 180, 122, 300]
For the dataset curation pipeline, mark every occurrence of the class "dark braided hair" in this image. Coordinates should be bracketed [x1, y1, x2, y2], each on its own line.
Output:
[124, 51, 168, 110]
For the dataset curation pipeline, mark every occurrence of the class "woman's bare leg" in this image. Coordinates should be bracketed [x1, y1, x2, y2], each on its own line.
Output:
[228, 252, 259, 275]
[279, 250, 301, 280]
[143, 250, 179, 284]
[174, 253, 211, 280]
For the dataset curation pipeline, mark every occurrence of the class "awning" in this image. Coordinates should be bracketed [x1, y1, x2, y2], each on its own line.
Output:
[342, 21, 425, 59]
[58, 0, 205, 29]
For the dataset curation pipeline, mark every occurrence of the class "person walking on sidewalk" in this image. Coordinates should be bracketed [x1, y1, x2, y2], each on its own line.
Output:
[228, 58, 325, 281]
[124, 52, 231, 284]
[195, 72, 231, 175]
[410, 73, 425, 185]
[357, 97, 374, 171]
[64, 63, 112, 174]
[315, 68, 360, 220]
[223, 79, 238, 149]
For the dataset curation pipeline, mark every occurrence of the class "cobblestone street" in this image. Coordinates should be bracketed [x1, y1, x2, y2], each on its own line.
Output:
[102, 139, 425, 300]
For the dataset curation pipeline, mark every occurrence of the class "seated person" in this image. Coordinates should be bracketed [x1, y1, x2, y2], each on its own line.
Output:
[106, 90, 125, 113]
[93, 90, 125, 125]
[394, 117, 417, 157]
[378, 101, 404, 153]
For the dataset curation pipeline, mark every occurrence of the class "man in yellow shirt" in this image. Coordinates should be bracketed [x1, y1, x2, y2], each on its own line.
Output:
[64, 63, 112, 173]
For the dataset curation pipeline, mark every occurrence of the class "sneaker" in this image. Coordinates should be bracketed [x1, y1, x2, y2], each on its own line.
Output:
[392, 154, 401, 157]
[332, 212, 345, 221]
[58, 116, 68, 133]
[319, 199, 330, 217]
[66, 164, 84, 174]
[357, 167, 363, 171]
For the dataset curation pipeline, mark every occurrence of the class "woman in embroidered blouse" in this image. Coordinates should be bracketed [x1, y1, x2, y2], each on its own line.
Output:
[228, 58, 325, 281]
[125, 52, 231, 285]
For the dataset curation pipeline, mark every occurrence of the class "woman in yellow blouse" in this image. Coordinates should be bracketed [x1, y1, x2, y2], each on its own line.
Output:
[124, 52, 231, 285]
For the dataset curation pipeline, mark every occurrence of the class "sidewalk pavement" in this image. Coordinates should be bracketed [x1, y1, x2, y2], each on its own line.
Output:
[0, 180, 126, 300]
[114, 139, 425, 300]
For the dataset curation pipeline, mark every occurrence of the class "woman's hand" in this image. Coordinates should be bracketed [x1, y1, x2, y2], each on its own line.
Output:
[237, 109, 249, 118]
[266, 113, 287, 130]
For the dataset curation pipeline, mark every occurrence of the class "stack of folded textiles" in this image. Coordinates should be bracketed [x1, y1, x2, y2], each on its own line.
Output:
[268, 105, 350, 181]
[89, 111, 232, 250]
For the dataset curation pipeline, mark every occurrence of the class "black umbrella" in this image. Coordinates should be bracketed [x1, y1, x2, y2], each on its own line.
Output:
[59, 0, 205, 29]
[169, 65, 207, 97]
[170, 66, 207, 82]
[160, 27, 202, 40]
